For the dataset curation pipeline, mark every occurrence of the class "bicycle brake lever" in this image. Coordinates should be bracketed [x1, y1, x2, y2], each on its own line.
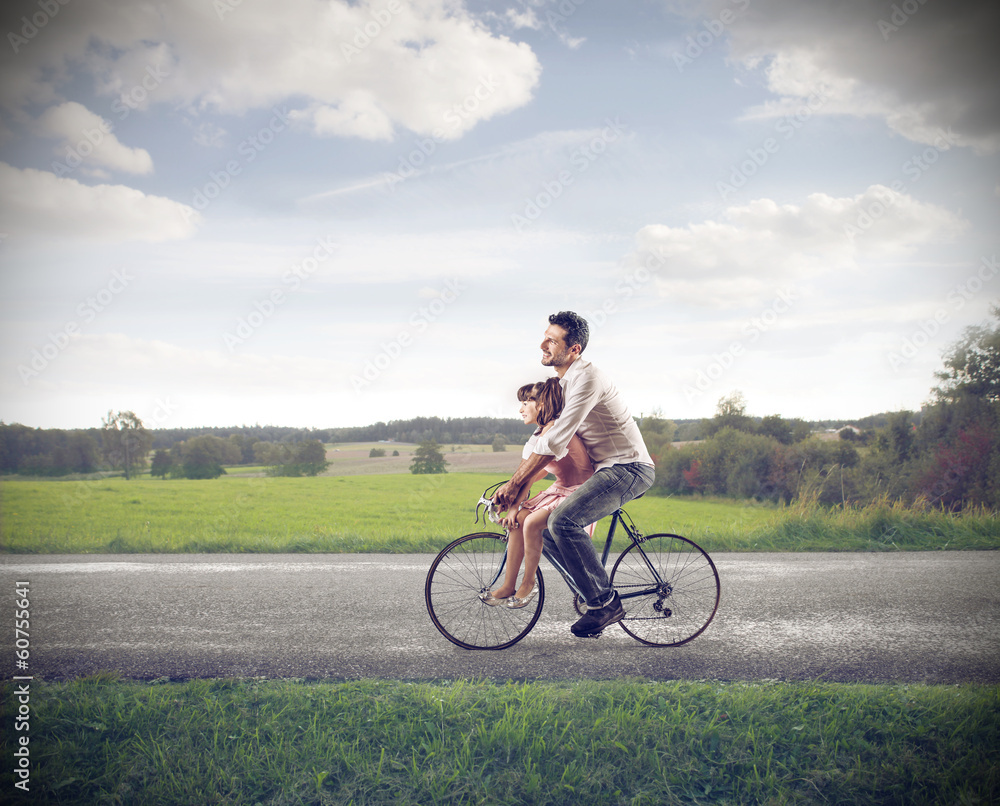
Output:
[476, 496, 503, 526]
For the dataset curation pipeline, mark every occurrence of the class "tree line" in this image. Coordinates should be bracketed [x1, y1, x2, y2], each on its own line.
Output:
[646, 306, 1000, 510]
[0, 416, 533, 479]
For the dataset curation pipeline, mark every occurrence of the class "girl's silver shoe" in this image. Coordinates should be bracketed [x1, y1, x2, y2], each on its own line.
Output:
[479, 591, 510, 607]
[506, 584, 538, 609]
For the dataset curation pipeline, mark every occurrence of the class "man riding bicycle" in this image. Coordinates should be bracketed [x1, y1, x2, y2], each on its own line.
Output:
[493, 311, 655, 638]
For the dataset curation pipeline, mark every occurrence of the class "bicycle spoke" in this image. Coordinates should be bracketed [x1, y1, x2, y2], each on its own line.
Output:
[610, 533, 720, 647]
[425, 533, 545, 650]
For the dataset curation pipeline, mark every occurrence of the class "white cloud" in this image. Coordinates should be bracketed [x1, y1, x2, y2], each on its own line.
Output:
[503, 0, 586, 48]
[0, 0, 541, 143]
[701, 0, 1000, 153]
[291, 92, 396, 142]
[624, 185, 968, 306]
[68, 334, 352, 392]
[502, 8, 541, 30]
[0, 163, 201, 243]
[36, 102, 154, 175]
[188, 121, 228, 149]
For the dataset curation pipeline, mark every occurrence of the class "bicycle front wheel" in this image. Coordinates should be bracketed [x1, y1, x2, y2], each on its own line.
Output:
[425, 532, 545, 650]
[610, 533, 720, 647]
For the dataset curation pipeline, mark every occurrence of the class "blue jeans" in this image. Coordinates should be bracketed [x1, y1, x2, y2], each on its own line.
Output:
[543, 462, 655, 609]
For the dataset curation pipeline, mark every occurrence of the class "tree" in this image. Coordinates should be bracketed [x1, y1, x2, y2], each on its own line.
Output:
[228, 433, 258, 464]
[291, 440, 329, 476]
[491, 435, 507, 452]
[410, 440, 447, 474]
[934, 304, 1000, 403]
[638, 409, 676, 464]
[872, 411, 916, 464]
[253, 441, 291, 466]
[176, 435, 240, 479]
[101, 410, 152, 479]
[263, 440, 330, 476]
[703, 392, 754, 437]
[150, 449, 173, 479]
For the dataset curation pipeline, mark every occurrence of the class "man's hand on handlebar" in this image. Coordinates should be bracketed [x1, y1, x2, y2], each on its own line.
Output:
[492, 480, 519, 511]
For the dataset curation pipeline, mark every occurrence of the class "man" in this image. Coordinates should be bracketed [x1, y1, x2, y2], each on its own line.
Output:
[493, 311, 655, 638]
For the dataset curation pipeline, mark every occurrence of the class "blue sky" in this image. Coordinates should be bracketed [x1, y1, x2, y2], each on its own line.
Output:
[1, 0, 997, 431]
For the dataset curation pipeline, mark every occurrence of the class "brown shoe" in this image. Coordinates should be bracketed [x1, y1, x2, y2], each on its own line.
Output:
[571, 592, 624, 637]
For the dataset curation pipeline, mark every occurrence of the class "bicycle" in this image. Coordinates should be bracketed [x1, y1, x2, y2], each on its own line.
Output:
[425, 487, 721, 650]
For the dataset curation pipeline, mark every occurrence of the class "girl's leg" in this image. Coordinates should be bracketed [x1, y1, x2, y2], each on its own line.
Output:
[515, 508, 550, 599]
[490, 520, 524, 598]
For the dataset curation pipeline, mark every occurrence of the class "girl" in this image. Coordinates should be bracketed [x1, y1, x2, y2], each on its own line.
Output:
[481, 378, 595, 609]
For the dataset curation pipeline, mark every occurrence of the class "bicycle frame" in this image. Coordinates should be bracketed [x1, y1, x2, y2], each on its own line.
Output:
[486, 506, 667, 606]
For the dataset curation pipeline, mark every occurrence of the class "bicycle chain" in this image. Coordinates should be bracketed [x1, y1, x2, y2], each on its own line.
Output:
[614, 583, 672, 620]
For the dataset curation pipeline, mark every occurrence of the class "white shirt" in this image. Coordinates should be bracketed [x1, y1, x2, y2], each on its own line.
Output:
[531, 358, 653, 471]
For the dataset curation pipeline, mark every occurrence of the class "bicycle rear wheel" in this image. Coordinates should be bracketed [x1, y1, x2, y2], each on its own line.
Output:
[610, 533, 720, 647]
[425, 532, 545, 650]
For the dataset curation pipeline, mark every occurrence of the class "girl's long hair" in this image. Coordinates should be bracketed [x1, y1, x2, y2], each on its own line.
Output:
[517, 378, 564, 428]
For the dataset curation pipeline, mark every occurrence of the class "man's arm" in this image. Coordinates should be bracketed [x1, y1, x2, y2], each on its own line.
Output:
[493, 453, 551, 510]
[533, 369, 602, 459]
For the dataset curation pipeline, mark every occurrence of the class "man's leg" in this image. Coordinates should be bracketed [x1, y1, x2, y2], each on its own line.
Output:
[543, 462, 654, 609]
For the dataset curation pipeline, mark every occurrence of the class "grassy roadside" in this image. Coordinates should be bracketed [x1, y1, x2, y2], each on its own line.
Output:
[2, 474, 997, 553]
[2, 676, 996, 805]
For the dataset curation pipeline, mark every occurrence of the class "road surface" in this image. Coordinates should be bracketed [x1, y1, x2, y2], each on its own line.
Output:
[2, 552, 998, 684]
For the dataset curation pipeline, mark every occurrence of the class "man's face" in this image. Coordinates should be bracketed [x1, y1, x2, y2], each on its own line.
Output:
[540, 324, 576, 368]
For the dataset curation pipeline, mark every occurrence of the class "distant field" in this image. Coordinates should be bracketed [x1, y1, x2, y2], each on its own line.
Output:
[1, 469, 996, 554]
[312, 442, 524, 477]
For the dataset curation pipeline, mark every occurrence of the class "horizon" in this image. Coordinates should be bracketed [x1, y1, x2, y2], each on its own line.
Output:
[0, 405, 917, 435]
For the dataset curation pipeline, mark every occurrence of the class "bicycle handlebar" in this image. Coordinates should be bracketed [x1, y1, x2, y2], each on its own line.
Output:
[476, 495, 504, 525]
[475, 481, 509, 527]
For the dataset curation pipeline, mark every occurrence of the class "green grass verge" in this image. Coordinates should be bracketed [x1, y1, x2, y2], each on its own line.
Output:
[2, 677, 996, 805]
[2, 474, 997, 553]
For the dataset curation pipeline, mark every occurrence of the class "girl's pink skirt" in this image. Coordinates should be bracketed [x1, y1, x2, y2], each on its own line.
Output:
[521, 483, 597, 536]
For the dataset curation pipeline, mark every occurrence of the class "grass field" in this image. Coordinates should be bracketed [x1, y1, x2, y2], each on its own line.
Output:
[1, 676, 996, 805]
[2, 471, 997, 554]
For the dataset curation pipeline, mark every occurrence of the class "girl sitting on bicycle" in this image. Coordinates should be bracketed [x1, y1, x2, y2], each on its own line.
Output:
[481, 378, 595, 609]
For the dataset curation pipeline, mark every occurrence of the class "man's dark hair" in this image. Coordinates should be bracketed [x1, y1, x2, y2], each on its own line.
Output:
[549, 311, 589, 354]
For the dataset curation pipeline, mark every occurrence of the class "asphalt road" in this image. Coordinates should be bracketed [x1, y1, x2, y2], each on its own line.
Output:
[2, 552, 998, 684]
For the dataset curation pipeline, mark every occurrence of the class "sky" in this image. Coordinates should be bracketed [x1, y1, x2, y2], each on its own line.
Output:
[0, 0, 998, 432]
